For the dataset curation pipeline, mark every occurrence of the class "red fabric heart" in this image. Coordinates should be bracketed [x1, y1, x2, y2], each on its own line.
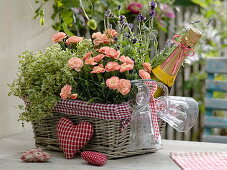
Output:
[81, 151, 108, 166]
[57, 117, 94, 159]
[20, 148, 51, 162]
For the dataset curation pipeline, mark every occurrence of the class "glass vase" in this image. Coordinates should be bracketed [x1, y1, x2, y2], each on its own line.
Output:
[129, 79, 161, 151]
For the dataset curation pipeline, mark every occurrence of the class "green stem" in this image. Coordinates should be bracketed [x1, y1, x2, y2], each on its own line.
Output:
[104, 17, 107, 30]
[79, 0, 90, 20]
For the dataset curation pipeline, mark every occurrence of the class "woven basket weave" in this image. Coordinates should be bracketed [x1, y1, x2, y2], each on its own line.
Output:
[32, 82, 168, 159]
[32, 114, 165, 159]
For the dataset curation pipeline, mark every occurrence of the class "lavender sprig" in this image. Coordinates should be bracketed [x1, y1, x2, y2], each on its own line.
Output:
[149, 1, 157, 18]
[137, 13, 146, 22]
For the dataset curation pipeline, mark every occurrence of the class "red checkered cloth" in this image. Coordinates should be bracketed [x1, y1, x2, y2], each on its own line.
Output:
[81, 151, 108, 166]
[53, 82, 160, 137]
[53, 100, 131, 120]
[145, 81, 160, 140]
[53, 100, 132, 132]
[170, 152, 227, 170]
[20, 148, 51, 162]
[57, 117, 94, 159]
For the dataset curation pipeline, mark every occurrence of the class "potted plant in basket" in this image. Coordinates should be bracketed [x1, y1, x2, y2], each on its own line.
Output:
[9, 1, 167, 122]
[9, 1, 201, 159]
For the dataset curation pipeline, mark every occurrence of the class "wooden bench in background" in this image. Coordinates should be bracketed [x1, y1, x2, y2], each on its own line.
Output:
[202, 57, 227, 143]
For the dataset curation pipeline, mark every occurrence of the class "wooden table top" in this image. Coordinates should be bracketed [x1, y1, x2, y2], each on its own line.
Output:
[0, 131, 226, 170]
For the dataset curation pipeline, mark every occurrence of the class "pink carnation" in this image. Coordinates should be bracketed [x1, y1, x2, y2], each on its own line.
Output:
[119, 56, 134, 65]
[91, 64, 105, 73]
[142, 63, 152, 73]
[98, 47, 120, 59]
[105, 48, 120, 59]
[68, 57, 83, 72]
[60, 85, 72, 100]
[117, 79, 131, 95]
[139, 69, 151, 79]
[66, 36, 83, 45]
[105, 62, 120, 72]
[98, 46, 110, 54]
[101, 34, 112, 44]
[106, 76, 120, 89]
[85, 58, 97, 65]
[92, 33, 112, 46]
[93, 36, 104, 46]
[82, 51, 93, 60]
[92, 32, 102, 39]
[93, 54, 105, 62]
[104, 29, 118, 37]
[52, 32, 67, 43]
[119, 63, 134, 72]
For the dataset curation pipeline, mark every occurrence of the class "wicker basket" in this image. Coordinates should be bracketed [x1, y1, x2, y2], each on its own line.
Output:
[32, 82, 168, 159]
[32, 113, 165, 159]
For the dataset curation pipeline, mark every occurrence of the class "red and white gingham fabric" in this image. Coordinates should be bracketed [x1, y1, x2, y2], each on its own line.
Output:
[81, 151, 108, 166]
[20, 148, 51, 162]
[53, 100, 131, 131]
[57, 117, 94, 159]
[53, 100, 131, 120]
[145, 81, 160, 140]
[170, 152, 227, 170]
[53, 82, 160, 137]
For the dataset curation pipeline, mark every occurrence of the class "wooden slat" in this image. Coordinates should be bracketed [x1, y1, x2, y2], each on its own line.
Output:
[206, 80, 227, 92]
[202, 135, 227, 143]
[204, 116, 227, 129]
[205, 98, 227, 110]
[205, 57, 227, 74]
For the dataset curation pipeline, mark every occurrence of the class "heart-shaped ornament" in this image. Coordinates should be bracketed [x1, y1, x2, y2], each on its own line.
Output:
[57, 117, 94, 159]
[20, 148, 51, 162]
[81, 151, 108, 166]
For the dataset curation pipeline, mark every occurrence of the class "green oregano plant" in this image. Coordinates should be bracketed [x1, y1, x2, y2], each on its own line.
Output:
[8, 45, 78, 121]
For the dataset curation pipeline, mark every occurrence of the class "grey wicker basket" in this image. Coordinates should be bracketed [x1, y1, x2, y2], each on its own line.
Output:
[32, 114, 166, 159]
[32, 82, 168, 159]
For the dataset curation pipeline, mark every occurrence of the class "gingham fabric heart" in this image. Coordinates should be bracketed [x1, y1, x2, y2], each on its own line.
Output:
[57, 117, 94, 159]
[81, 151, 108, 166]
[20, 148, 51, 162]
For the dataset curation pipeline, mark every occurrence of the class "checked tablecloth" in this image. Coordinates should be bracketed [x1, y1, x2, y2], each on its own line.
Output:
[170, 152, 227, 170]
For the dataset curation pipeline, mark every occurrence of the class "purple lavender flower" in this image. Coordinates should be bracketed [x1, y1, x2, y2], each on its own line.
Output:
[149, 10, 156, 18]
[119, 15, 126, 21]
[119, 15, 126, 24]
[128, 23, 134, 30]
[115, 46, 120, 50]
[114, 36, 118, 41]
[149, 1, 157, 18]
[109, 14, 114, 18]
[105, 10, 110, 17]
[105, 10, 114, 18]
[108, 24, 113, 29]
[117, 5, 121, 10]
[149, 1, 157, 10]
[131, 38, 138, 44]
[137, 13, 146, 22]
[124, 33, 131, 38]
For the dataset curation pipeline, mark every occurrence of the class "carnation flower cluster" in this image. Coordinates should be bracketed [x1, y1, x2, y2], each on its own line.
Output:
[49, 1, 162, 103]
[52, 29, 153, 100]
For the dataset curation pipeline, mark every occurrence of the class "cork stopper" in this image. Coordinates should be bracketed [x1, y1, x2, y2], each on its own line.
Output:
[181, 26, 202, 48]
